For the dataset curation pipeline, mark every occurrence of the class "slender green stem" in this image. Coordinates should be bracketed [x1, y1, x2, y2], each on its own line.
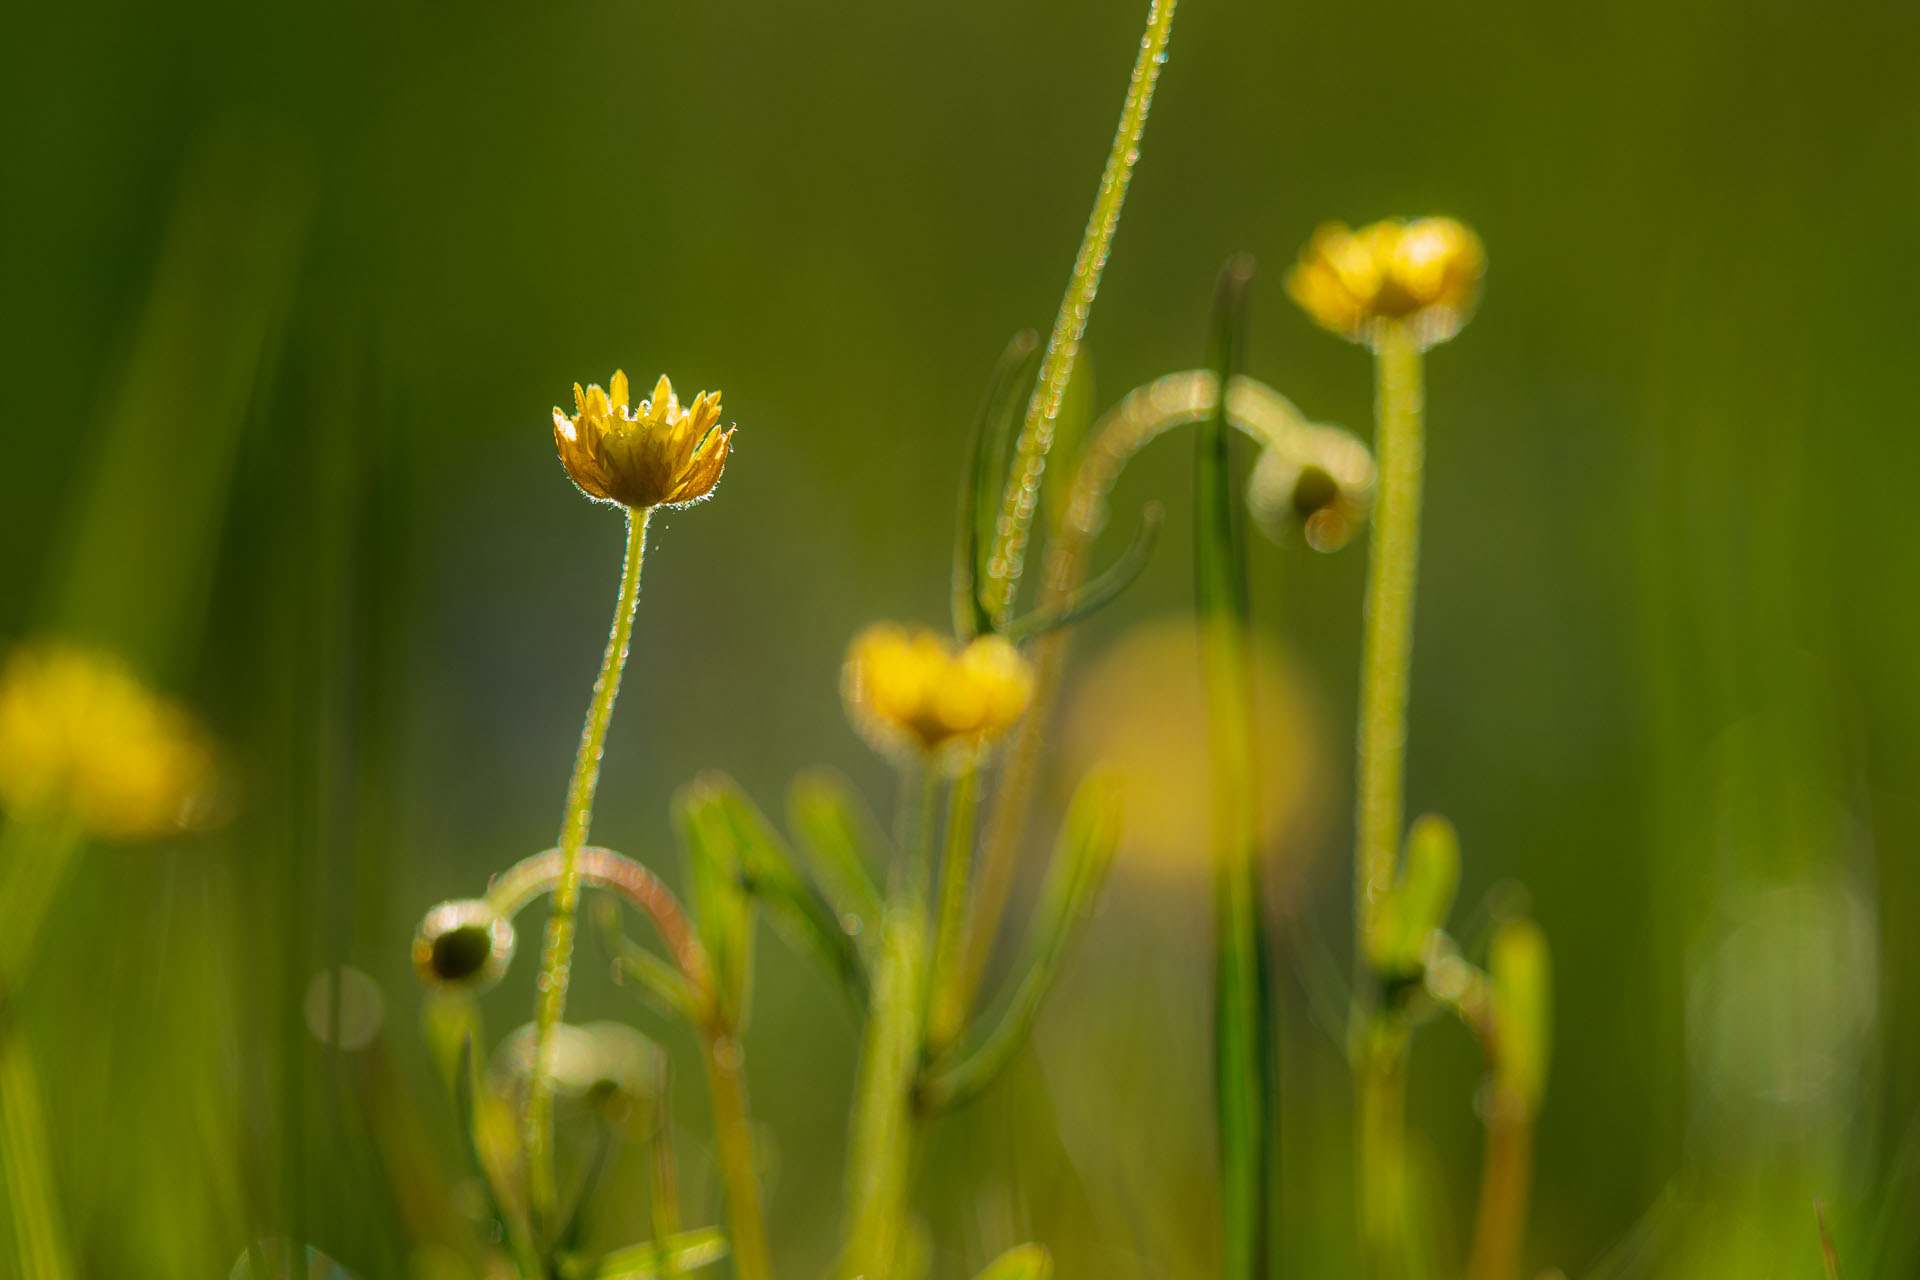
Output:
[1356, 326, 1423, 952]
[982, 0, 1180, 625]
[526, 506, 651, 1237]
[1197, 258, 1271, 1280]
[924, 766, 979, 1055]
[842, 769, 938, 1279]
[701, 1032, 772, 1280]
[1354, 322, 1424, 1278]
[0, 1030, 73, 1280]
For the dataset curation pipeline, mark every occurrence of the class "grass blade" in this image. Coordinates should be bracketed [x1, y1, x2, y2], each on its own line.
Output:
[787, 770, 889, 959]
[955, 332, 1041, 639]
[973, 1242, 1054, 1280]
[1196, 254, 1272, 1280]
[919, 774, 1122, 1112]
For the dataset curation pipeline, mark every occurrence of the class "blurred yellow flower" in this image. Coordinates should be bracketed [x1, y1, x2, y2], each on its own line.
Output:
[1286, 217, 1484, 350]
[841, 625, 1034, 766]
[0, 644, 220, 841]
[552, 371, 734, 509]
[1061, 617, 1326, 885]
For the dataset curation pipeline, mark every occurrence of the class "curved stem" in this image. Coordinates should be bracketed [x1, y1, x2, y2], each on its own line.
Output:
[961, 373, 1340, 1019]
[982, 0, 1180, 625]
[526, 506, 651, 1237]
[701, 1032, 772, 1280]
[489, 844, 709, 995]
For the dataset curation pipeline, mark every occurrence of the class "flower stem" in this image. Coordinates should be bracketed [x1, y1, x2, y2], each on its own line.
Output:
[1465, 1093, 1534, 1280]
[0, 1028, 73, 1280]
[842, 769, 938, 1278]
[1355, 323, 1424, 1277]
[526, 506, 651, 1237]
[700, 1031, 772, 1280]
[982, 0, 1179, 625]
[1356, 325, 1423, 952]
[924, 766, 979, 1055]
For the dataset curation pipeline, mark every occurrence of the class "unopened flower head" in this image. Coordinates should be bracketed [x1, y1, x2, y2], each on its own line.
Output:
[1247, 422, 1376, 553]
[413, 898, 516, 994]
[0, 644, 220, 841]
[553, 371, 734, 509]
[841, 625, 1035, 768]
[1286, 217, 1484, 351]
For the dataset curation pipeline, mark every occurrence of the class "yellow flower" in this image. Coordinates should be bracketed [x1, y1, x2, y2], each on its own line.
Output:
[1286, 217, 1484, 350]
[552, 371, 734, 509]
[0, 644, 220, 841]
[841, 624, 1035, 766]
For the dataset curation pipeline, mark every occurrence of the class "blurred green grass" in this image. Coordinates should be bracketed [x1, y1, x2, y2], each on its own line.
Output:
[4, 0, 1919, 1275]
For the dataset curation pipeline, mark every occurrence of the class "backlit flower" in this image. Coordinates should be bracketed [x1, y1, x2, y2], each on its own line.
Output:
[0, 644, 220, 841]
[1286, 217, 1484, 350]
[552, 371, 734, 509]
[841, 625, 1034, 767]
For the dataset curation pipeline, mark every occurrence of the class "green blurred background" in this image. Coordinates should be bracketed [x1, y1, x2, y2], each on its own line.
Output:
[3, 0, 1918, 1275]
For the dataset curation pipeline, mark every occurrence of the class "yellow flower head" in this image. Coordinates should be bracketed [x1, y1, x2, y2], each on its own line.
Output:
[841, 624, 1035, 767]
[0, 644, 220, 841]
[1286, 217, 1485, 350]
[552, 371, 734, 509]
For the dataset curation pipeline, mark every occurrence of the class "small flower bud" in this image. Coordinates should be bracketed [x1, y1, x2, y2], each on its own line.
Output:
[412, 899, 515, 994]
[1368, 814, 1460, 978]
[1489, 917, 1552, 1114]
[1247, 423, 1375, 553]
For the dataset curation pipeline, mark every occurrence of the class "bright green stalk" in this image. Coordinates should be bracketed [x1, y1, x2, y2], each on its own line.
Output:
[0, 1032, 73, 1280]
[1355, 322, 1424, 1276]
[982, 0, 1179, 625]
[924, 766, 979, 1055]
[842, 770, 938, 1279]
[1196, 258, 1271, 1280]
[527, 506, 651, 1236]
[1355, 325, 1423, 951]
[700, 1033, 771, 1280]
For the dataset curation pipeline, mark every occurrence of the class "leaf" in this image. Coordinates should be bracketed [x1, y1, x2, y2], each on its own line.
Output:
[1000, 501, 1163, 643]
[674, 779, 757, 1030]
[1196, 253, 1273, 1280]
[973, 1243, 1054, 1280]
[918, 774, 1123, 1112]
[954, 331, 1041, 639]
[596, 897, 701, 1023]
[570, 1227, 730, 1279]
[786, 769, 888, 958]
[693, 771, 868, 1013]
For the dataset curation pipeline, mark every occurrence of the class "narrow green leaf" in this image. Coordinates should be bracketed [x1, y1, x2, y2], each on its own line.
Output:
[973, 1243, 1054, 1280]
[694, 772, 869, 1012]
[596, 896, 701, 1023]
[1196, 253, 1273, 1280]
[787, 769, 888, 958]
[573, 1227, 730, 1279]
[919, 774, 1122, 1112]
[674, 779, 757, 1029]
[955, 331, 1041, 639]
[1042, 353, 1096, 535]
[1000, 501, 1163, 643]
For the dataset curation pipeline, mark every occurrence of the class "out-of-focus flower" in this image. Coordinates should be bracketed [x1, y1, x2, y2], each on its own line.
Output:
[1247, 422, 1376, 553]
[413, 898, 516, 994]
[0, 644, 220, 841]
[552, 371, 734, 509]
[1286, 217, 1484, 350]
[841, 625, 1034, 768]
[1061, 617, 1326, 885]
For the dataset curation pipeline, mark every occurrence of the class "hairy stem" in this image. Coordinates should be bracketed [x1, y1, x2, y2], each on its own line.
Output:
[701, 1032, 772, 1280]
[842, 770, 938, 1278]
[982, 0, 1180, 625]
[1355, 323, 1424, 1277]
[526, 506, 651, 1236]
